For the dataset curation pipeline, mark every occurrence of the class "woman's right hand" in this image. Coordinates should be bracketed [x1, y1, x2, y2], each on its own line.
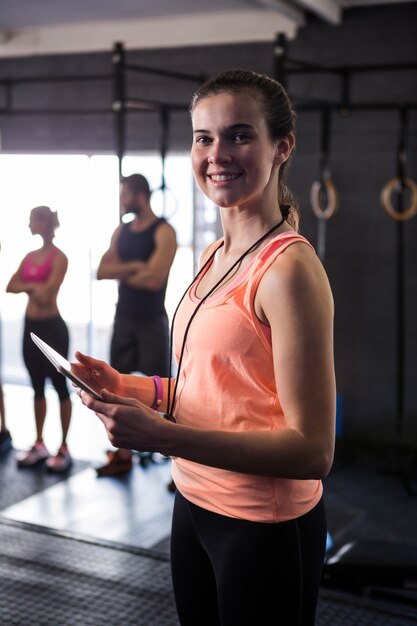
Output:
[71, 352, 123, 397]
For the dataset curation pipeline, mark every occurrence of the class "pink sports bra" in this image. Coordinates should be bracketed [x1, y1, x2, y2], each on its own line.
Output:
[21, 248, 58, 283]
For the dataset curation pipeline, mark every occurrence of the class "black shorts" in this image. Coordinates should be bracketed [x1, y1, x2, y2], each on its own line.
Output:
[110, 314, 169, 376]
[23, 316, 70, 400]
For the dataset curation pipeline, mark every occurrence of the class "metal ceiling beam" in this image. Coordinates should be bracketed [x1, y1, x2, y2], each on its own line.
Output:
[255, 0, 306, 24]
[0, 10, 300, 58]
[292, 0, 342, 24]
[0, 30, 11, 44]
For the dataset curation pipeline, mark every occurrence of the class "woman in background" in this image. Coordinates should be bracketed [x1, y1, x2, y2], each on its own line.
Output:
[7, 206, 72, 472]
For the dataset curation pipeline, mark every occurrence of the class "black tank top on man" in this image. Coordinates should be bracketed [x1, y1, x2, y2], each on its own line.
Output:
[115, 218, 167, 320]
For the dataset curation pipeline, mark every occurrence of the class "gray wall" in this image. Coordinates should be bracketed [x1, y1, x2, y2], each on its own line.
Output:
[287, 5, 417, 445]
[0, 3, 416, 445]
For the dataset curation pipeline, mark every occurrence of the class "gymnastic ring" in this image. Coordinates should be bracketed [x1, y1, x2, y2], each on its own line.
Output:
[310, 178, 338, 220]
[151, 185, 178, 219]
[380, 176, 417, 221]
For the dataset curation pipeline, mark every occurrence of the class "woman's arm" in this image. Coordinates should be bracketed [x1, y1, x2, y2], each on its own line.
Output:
[6, 250, 68, 307]
[121, 374, 175, 414]
[29, 250, 68, 306]
[72, 352, 175, 414]
[80, 243, 336, 480]
[6, 257, 33, 295]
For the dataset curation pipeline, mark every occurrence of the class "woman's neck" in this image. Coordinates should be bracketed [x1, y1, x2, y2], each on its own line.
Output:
[220, 210, 289, 256]
[40, 236, 55, 249]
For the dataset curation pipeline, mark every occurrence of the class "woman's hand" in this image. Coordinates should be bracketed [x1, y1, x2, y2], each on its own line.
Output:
[71, 352, 123, 397]
[79, 388, 166, 452]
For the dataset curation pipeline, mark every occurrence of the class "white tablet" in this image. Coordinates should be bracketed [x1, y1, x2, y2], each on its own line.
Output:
[30, 332, 103, 400]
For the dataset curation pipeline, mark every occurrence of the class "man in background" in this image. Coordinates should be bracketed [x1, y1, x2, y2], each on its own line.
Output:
[96, 173, 177, 475]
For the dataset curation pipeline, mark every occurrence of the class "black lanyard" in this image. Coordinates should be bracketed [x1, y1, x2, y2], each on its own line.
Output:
[164, 215, 286, 422]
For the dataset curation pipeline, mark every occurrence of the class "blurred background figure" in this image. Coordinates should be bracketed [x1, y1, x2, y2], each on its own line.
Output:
[0, 242, 13, 454]
[95, 173, 177, 476]
[6, 206, 72, 472]
[0, 384, 12, 454]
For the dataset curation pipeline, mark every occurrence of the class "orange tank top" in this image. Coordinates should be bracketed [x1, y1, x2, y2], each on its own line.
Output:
[171, 231, 323, 522]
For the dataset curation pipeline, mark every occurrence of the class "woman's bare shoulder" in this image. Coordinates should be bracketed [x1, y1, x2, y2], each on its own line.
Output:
[260, 239, 333, 308]
[198, 239, 223, 268]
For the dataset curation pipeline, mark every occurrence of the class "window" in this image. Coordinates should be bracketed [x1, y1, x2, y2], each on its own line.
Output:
[0, 153, 196, 384]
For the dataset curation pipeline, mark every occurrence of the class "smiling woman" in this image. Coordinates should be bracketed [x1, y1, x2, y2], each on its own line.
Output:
[190, 69, 299, 232]
[72, 69, 336, 626]
[191, 92, 285, 212]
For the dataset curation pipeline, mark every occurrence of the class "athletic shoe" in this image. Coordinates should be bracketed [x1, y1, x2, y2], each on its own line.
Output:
[0, 429, 13, 454]
[16, 441, 49, 467]
[45, 445, 72, 473]
[96, 449, 133, 477]
[167, 479, 176, 493]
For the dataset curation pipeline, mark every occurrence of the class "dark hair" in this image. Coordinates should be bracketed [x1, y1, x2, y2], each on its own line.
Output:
[121, 173, 151, 201]
[31, 205, 60, 233]
[190, 69, 299, 231]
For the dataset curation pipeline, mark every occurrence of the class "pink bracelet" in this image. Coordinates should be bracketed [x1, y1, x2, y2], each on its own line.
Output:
[151, 375, 163, 410]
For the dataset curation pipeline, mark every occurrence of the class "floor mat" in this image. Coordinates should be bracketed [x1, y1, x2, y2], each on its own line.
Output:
[152, 534, 171, 557]
[0, 447, 89, 511]
[1, 461, 174, 550]
[2, 519, 417, 626]
[324, 442, 417, 549]
[0, 519, 178, 626]
[317, 588, 417, 625]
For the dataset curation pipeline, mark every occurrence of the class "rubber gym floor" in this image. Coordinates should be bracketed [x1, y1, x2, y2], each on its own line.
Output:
[1, 387, 416, 625]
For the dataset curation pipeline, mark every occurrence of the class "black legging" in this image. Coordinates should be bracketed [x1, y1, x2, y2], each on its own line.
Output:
[170, 490, 327, 626]
[23, 316, 70, 400]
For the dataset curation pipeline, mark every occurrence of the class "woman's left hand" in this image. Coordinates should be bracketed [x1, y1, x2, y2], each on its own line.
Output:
[79, 388, 165, 452]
